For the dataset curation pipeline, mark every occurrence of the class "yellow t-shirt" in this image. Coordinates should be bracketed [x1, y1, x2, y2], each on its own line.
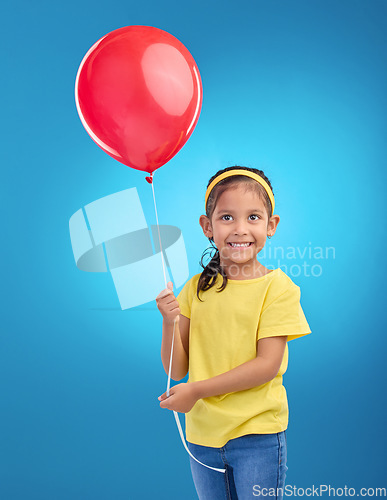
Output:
[177, 268, 311, 448]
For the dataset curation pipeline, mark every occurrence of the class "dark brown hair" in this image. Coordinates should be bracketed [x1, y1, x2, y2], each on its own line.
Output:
[196, 166, 274, 300]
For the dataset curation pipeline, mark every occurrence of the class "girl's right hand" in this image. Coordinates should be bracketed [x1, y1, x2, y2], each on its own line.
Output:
[156, 281, 180, 324]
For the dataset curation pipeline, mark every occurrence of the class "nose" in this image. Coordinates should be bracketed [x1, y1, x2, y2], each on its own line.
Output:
[233, 219, 248, 235]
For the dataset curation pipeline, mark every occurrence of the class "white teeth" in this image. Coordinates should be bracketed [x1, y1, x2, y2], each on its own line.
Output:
[229, 243, 251, 247]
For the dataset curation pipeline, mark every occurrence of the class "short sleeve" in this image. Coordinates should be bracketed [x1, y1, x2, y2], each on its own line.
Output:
[257, 285, 311, 342]
[176, 275, 198, 319]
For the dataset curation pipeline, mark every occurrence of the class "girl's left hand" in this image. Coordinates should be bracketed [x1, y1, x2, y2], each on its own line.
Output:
[158, 383, 199, 413]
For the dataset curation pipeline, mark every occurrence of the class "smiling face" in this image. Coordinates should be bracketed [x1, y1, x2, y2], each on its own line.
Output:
[199, 183, 280, 279]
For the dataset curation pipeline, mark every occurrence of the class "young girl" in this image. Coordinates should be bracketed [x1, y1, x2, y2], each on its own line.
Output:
[156, 166, 311, 500]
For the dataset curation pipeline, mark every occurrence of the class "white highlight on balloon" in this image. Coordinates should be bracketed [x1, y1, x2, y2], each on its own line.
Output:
[75, 35, 120, 157]
[186, 65, 201, 137]
[142, 43, 194, 116]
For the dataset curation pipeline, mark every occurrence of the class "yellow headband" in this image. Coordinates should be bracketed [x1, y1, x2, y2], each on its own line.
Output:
[205, 169, 275, 215]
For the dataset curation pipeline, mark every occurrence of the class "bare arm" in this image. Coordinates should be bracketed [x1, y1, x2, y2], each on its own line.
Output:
[192, 335, 288, 399]
[160, 315, 190, 381]
[156, 282, 190, 381]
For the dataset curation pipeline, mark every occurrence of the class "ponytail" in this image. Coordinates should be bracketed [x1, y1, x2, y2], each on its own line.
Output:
[196, 239, 228, 301]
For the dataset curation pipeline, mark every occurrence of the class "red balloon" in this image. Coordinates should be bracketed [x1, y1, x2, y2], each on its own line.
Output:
[75, 26, 203, 174]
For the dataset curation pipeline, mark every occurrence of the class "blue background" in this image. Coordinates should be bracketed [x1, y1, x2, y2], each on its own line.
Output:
[2, 1, 386, 498]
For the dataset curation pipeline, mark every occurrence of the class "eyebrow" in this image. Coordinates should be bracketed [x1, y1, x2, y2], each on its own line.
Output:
[217, 209, 265, 214]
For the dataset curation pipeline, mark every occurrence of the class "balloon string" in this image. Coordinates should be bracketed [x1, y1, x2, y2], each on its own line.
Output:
[150, 174, 225, 474]
[150, 179, 175, 397]
[150, 180, 167, 288]
[150, 177, 175, 398]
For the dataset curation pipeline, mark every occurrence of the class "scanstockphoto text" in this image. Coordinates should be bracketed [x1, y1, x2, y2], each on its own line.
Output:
[204, 243, 335, 279]
[253, 484, 386, 497]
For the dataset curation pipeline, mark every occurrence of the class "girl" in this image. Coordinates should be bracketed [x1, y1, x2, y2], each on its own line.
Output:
[156, 166, 311, 500]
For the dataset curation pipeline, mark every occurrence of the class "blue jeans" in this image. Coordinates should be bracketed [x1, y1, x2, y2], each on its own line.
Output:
[187, 432, 288, 500]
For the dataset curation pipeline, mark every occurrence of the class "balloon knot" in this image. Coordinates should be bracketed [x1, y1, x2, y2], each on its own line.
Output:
[145, 173, 153, 184]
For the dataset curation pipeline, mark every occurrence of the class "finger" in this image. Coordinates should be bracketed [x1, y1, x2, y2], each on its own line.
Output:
[158, 292, 176, 304]
[160, 399, 171, 409]
[167, 281, 173, 291]
[163, 295, 177, 306]
[158, 393, 167, 401]
[156, 288, 173, 300]
[169, 307, 181, 317]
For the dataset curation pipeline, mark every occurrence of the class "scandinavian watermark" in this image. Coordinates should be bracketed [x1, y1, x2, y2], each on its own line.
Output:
[204, 242, 335, 279]
[260, 242, 335, 279]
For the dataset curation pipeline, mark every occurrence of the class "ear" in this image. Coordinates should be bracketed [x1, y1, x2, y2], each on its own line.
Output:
[267, 214, 280, 237]
[199, 215, 213, 239]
